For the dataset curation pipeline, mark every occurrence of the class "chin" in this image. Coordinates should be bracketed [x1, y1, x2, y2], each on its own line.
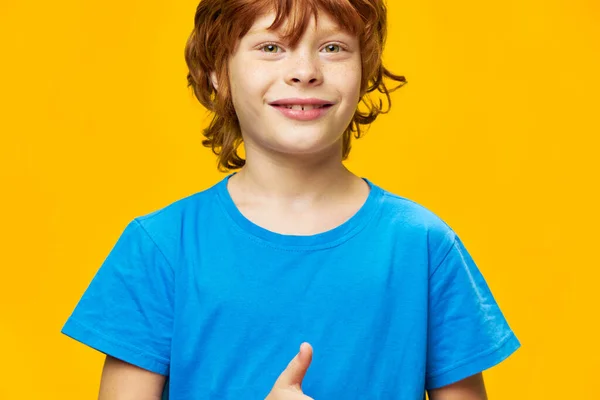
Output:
[269, 135, 342, 157]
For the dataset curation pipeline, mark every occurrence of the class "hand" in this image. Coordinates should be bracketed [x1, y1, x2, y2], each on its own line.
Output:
[265, 342, 314, 400]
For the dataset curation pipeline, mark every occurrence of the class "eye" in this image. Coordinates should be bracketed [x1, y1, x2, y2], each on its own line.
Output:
[322, 43, 343, 53]
[260, 43, 281, 53]
[257, 41, 347, 54]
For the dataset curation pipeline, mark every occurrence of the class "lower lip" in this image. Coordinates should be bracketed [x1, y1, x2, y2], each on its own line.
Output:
[270, 104, 334, 121]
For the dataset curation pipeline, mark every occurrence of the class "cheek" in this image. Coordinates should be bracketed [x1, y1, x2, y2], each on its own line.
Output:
[328, 62, 362, 95]
[230, 65, 271, 105]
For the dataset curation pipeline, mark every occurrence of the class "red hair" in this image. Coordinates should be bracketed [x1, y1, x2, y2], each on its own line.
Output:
[184, 0, 407, 171]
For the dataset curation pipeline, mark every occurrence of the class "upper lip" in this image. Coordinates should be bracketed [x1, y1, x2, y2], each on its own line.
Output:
[269, 98, 335, 106]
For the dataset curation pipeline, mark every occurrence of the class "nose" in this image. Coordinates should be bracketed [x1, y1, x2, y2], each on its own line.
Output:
[285, 52, 323, 87]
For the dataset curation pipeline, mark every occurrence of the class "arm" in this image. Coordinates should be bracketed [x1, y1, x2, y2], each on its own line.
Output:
[98, 355, 167, 400]
[427, 373, 488, 400]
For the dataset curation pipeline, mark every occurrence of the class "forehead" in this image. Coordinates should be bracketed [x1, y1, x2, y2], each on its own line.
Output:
[245, 10, 345, 37]
[228, 2, 363, 53]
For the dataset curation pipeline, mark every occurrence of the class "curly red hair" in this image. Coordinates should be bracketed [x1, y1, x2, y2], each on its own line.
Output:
[184, 0, 407, 171]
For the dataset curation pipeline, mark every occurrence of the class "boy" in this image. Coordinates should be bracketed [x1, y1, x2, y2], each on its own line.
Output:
[61, 0, 521, 399]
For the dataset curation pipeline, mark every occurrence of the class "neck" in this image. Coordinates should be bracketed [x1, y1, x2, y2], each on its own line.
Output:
[228, 141, 360, 207]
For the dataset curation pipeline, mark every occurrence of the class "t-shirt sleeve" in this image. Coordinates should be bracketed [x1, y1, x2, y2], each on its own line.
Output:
[61, 218, 174, 375]
[425, 233, 521, 390]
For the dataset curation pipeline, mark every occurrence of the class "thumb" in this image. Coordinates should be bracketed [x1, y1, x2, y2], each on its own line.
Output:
[273, 342, 313, 391]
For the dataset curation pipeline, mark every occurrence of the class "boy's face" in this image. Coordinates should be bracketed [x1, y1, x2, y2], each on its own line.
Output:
[216, 10, 362, 159]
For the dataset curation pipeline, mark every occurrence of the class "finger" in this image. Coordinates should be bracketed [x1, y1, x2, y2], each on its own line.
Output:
[273, 342, 313, 390]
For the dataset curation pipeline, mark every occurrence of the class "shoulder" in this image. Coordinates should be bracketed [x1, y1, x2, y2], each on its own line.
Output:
[373, 182, 458, 261]
[135, 182, 217, 229]
[125, 180, 222, 262]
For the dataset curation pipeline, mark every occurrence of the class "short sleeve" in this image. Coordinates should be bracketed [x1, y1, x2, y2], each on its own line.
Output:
[61, 218, 174, 375]
[425, 233, 521, 390]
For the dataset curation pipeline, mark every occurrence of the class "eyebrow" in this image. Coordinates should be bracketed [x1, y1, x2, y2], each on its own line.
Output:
[246, 26, 349, 37]
[246, 28, 272, 37]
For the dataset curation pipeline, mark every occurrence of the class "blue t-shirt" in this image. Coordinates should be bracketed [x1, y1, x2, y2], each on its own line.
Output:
[61, 174, 520, 399]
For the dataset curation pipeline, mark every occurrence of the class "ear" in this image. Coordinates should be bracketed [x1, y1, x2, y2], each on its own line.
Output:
[210, 71, 218, 91]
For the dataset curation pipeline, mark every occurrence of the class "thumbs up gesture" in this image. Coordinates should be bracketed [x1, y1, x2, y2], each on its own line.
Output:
[266, 342, 314, 400]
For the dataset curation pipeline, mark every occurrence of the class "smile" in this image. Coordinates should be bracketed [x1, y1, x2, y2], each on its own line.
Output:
[276, 104, 329, 110]
[270, 104, 334, 121]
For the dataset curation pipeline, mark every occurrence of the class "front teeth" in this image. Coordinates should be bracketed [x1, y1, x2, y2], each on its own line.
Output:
[284, 104, 323, 110]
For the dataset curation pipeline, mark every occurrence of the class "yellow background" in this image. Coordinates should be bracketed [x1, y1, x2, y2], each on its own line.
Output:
[1, 0, 598, 398]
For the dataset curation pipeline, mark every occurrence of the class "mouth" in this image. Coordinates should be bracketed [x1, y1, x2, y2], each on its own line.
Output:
[270, 104, 334, 111]
[269, 103, 335, 121]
